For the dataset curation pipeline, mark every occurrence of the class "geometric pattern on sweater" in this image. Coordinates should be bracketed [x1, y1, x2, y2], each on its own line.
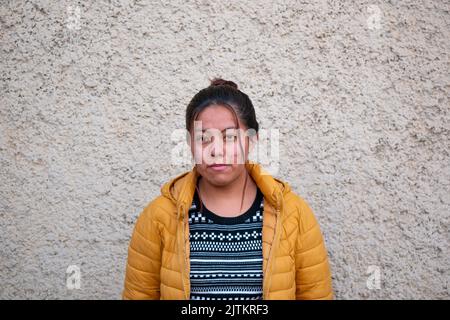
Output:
[189, 188, 264, 300]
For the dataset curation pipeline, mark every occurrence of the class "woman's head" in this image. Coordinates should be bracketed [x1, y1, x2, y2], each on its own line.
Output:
[186, 78, 259, 187]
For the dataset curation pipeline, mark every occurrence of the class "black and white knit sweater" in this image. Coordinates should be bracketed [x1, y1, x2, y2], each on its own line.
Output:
[188, 188, 264, 300]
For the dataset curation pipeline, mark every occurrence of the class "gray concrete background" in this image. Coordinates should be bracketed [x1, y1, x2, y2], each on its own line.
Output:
[0, 0, 449, 299]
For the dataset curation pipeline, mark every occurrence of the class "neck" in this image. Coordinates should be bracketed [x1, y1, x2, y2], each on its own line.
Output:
[197, 168, 257, 211]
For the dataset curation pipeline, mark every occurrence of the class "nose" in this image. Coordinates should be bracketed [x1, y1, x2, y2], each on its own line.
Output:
[210, 137, 224, 158]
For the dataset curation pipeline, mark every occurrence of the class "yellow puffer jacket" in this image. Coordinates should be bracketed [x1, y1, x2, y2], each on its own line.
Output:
[122, 161, 333, 300]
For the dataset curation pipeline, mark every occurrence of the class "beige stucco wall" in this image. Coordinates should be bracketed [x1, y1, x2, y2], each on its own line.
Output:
[0, 0, 449, 299]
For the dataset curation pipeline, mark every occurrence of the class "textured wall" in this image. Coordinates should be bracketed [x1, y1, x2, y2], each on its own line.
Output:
[1, 0, 449, 299]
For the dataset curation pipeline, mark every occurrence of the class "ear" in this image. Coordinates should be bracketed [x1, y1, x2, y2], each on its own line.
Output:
[186, 130, 192, 148]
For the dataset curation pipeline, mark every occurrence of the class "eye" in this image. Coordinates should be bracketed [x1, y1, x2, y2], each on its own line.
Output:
[200, 134, 213, 144]
[225, 134, 237, 142]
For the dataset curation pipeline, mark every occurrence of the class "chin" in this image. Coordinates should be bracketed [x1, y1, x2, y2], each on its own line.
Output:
[204, 173, 233, 186]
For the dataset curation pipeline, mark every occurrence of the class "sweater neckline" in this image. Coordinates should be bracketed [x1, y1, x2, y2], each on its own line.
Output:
[193, 186, 263, 225]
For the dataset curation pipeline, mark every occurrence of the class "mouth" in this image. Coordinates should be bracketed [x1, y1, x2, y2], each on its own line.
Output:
[207, 164, 231, 172]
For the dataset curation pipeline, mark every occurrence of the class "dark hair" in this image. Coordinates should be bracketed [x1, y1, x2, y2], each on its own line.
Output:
[185, 77, 259, 134]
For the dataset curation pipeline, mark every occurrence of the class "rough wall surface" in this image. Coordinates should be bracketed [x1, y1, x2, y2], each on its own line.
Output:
[0, 0, 449, 299]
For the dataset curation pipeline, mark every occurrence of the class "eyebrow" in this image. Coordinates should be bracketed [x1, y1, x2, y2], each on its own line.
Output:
[195, 127, 238, 132]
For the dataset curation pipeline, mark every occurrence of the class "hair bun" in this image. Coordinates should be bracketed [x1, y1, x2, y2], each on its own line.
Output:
[209, 78, 239, 90]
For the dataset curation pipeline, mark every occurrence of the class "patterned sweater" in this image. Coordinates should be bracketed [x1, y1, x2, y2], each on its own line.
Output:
[188, 188, 264, 300]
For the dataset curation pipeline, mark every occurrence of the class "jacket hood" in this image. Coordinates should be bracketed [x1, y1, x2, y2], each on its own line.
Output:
[160, 160, 291, 219]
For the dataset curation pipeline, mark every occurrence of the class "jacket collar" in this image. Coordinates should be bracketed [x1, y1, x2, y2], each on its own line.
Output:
[160, 160, 291, 219]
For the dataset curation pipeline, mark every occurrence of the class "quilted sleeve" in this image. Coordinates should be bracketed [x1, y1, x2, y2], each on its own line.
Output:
[295, 198, 333, 300]
[122, 202, 162, 300]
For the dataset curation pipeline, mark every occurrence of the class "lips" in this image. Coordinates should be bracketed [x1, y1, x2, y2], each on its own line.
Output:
[208, 164, 231, 172]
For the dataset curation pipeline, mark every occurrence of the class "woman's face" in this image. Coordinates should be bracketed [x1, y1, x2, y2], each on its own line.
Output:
[189, 104, 255, 187]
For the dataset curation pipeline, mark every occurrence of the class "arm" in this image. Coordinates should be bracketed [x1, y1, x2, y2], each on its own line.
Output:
[122, 203, 162, 300]
[295, 198, 333, 300]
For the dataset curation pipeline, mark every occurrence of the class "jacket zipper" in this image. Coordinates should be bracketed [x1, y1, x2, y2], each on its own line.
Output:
[181, 203, 190, 300]
[177, 203, 189, 300]
[263, 195, 282, 299]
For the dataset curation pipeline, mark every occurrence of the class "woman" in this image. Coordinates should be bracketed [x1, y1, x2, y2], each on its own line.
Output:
[122, 78, 333, 300]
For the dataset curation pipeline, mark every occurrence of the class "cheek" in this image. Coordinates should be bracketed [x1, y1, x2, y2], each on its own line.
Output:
[223, 143, 240, 164]
[191, 143, 202, 163]
[225, 139, 248, 161]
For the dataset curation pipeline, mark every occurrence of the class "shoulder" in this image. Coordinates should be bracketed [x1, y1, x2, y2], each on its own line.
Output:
[135, 195, 177, 230]
[282, 189, 321, 234]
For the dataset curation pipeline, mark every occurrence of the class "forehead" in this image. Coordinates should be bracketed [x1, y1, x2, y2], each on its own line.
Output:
[194, 104, 242, 131]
